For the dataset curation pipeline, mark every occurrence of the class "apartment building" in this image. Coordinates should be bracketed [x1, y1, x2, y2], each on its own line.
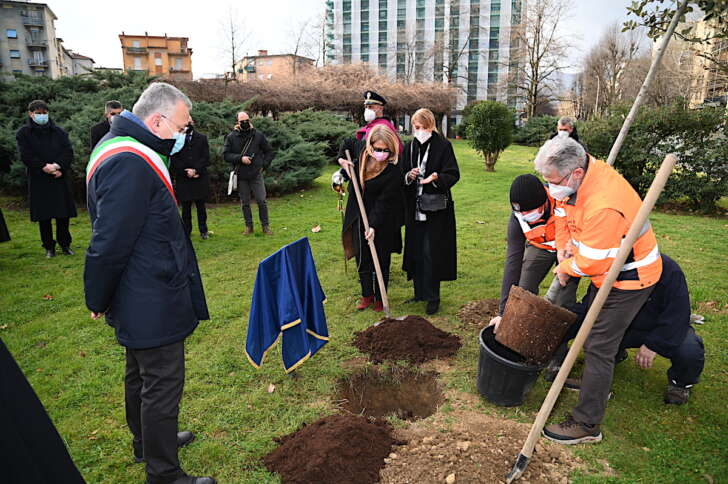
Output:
[688, 19, 728, 108]
[324, 0, 525, 122]
[119, 32, 193, 81]
[235, 49, 315, 81]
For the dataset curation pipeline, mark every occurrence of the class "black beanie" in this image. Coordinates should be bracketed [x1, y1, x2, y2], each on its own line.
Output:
[509, 174, 547, 211]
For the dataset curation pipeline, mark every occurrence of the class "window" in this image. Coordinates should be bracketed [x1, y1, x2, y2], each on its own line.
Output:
[12, 69, 23, 74]
[134, 56, 142, 69]
[175, 58, 182, 70]
[6, 29, 17, 39]
[132, 40, 141, 47]
[9, 50, 20, 58]
[379, 31, 387, 42]
[155, 57, 162, 66]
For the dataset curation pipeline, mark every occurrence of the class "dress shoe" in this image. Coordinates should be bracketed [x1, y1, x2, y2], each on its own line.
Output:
[356, 296, 374, 310]
[426, 299, 440, 315]
[262, 225, 273, 235]
[243, 226, 254, 235]
[200, 233, 209, 240]
[147, 477, 216, 484]
[372, 300, 384, 312]
[45, 249, 56, 258]
[61, 246, 74, 255]
[135, 431, 197, 463]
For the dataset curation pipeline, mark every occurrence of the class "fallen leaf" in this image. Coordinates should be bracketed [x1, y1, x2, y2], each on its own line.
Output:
[446, 473, 456, 484]
[42, 294, 54, 300]
[267, 383, 275, 393]
[79, 351, 86, 358]
[0, 324, 8, 330]
[475, 220, 485, 224]
[311, 225, 321, 233]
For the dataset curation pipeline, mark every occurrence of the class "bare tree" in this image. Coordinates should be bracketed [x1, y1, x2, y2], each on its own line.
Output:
[509, 0, 575, 118]
[220, 6, 251, 84]
[288, 16, 321, 76]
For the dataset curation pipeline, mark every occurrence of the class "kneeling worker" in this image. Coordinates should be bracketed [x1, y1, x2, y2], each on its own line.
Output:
[489, 174, 579, 329]
[564, 254, 704, 405]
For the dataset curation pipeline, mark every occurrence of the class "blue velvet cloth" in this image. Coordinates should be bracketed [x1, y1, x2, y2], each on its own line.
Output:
[245, 237, 329, 372]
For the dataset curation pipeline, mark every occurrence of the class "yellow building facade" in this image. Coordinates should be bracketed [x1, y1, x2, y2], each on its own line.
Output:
[119, 32, 193, 80]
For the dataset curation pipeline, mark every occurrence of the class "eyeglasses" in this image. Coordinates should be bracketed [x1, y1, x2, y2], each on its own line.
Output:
[550, 172, 571, 186]
[373, 148, 391, 153]
[161, 114, 189, 134]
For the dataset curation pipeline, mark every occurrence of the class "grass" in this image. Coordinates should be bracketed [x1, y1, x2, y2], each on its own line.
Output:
[1, 141, 726, 483]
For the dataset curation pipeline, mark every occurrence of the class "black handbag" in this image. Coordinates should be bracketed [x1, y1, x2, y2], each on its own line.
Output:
[417, 192, 448, 212]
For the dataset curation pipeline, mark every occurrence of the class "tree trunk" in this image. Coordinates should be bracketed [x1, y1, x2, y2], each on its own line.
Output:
[484, 151, 500, 172]
[495, 285, 577, 364]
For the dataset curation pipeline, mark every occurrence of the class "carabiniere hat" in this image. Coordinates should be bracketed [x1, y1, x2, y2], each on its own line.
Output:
[509, 174, 547, 212]
[364, 90, 387, 106]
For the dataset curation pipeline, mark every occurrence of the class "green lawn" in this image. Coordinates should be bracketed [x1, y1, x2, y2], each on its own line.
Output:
[1, 141, 726, 483]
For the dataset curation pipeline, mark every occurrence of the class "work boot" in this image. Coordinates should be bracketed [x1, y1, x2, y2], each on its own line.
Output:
[356, 296, 374, 311]
[243, 226, 254, 235]
[135, 431, 197, 463]
[45, 249, 56, 258]
[543, 415, 602, 445]
[664, 383, 691, 405]
[426, 299, 440, 315]
[262, 225, 273, 235]
[61, 246, 74, 256]
[201, 232, 210, 240]
[372, 300, 384, 312]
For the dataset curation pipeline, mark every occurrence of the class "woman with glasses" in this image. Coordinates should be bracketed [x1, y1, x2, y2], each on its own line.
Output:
[400, 108, 460, 315]
[337, 125, 404, 312]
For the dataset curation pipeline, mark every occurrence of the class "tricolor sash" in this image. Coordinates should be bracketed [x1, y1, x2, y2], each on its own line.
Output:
[86, 136, 176, 203]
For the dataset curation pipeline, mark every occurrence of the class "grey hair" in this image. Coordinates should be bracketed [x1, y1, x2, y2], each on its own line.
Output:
[558, 116, 575, 128]
[132, 82, 192, 120]
[534, 137, 586, 176]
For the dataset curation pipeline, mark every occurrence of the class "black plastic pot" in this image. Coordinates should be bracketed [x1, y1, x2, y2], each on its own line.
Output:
[477, 326, 544, 407]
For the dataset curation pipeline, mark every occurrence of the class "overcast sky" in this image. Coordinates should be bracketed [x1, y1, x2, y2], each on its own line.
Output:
[46, 0, 638, 78]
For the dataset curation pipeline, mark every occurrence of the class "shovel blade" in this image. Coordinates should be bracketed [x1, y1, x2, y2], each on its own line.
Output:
[505, 453, 530, 484]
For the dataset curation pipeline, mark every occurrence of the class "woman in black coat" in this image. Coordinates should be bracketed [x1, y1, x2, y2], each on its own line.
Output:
[0, 157, 10, 243]
[337, 125, 404, 312]
[15, 100, 77, 257]
[170, 123, 211, 238]
[400, 109, 460, 315]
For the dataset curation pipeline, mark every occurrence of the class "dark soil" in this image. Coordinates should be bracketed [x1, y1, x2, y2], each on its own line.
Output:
[336, 366, 443, 420]
[263, 415, 403, 484]
[353, 315, 462, 364]
[457, 299, 500, 328]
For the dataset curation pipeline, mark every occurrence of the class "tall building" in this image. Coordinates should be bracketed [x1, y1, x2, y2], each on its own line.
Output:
[324, 0, 525, 123]
[119, 32, 193, 81]
[688, 19, 728, 108]
[0, 0, 63, 79]
[235, 49, 315, 82]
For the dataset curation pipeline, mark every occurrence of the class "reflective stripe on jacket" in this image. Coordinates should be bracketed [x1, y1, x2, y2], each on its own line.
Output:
[555, 156, 662, 290]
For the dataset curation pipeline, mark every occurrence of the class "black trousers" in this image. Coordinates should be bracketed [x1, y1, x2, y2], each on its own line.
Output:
[125, 341, 186, 484]
[180, 200, 208, 236]
[411, 221, 440, 302]
[355, 234, 391, 301]
[38, 218, 71, 250]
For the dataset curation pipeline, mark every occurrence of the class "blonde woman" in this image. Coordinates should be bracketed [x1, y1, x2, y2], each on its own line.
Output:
[337, 125, 404, 312]
[400, 108, 460, 315]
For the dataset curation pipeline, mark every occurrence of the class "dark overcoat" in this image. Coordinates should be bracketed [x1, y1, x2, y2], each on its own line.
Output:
[339, 137, 404, 260]
[0, 157, 10, 242]
[84, 113, 209, 350]
[399, 132, 460, 282]
[15, 118, 77, 222]
[170, 130, 211, 202]
[90, 119, 111, 150]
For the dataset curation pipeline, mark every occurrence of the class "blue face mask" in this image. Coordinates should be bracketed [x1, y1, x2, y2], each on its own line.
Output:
[170, 131, 186, 155]
[33, 113, 49, 125]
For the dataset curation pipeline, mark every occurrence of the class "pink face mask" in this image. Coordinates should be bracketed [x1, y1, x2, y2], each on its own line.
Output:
[372, 151, 389, 162]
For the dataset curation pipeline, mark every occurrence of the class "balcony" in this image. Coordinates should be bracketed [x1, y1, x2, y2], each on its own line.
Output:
[126, 47, 147, 54]
[23, 17, 44, 27]
[28, 58, 48, 68]
[168, 49, 191, 55]
[169, 67, 190, 73]
[26, 38, 48, 48]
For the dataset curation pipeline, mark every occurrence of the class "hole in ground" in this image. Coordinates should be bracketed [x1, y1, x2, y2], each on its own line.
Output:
[336, 366, 444, 421]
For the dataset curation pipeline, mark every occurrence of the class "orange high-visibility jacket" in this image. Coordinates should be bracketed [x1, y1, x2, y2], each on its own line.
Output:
[554, 156, 662, 290]
[513, 187, 557, 252]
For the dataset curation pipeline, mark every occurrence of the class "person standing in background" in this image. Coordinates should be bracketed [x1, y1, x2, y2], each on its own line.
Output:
[90, 100, 123, 149]
[16, 100, 77, 258]
[170, 120, 211, 239]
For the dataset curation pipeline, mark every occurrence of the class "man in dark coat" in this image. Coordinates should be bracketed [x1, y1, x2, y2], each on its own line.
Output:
[399, 120, 459, 315]
[89, 100, 123, 150]
[223, 111, 274, 235]
[0, 337, 86, 483]
[170, 121, 211, 238]
[84, 82, 215, 484]
[16, 99, 77, 257]
[0, 157, 10, 243]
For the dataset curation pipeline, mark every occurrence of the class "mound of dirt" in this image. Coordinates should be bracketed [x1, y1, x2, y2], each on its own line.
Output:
[353, 315, 461, 364]
[263, 415, 402, 484]
[457, 299, 500, 328]
[379, 407, 581, 484]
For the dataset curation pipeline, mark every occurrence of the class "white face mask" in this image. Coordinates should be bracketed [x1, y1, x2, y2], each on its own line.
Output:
[521, 209, 544, 223]
[364, 108, 376, 123]
[548, 175, 575, 201]
[557, 130, 570, 138]
[414, 129, 432, 145]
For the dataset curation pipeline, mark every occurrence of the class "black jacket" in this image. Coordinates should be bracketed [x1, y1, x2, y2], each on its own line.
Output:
[16, 118, 77, 222]
[84, 112, 209, 350]
[339, 137, 404, 260]
[170, 130, 210, 202]
[574, 254, 691, 358]
[223, 127, 274, 179]
[90, 119, 111, 150]
[0, 158, 9, 243]
[400, 132, 460, 282]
